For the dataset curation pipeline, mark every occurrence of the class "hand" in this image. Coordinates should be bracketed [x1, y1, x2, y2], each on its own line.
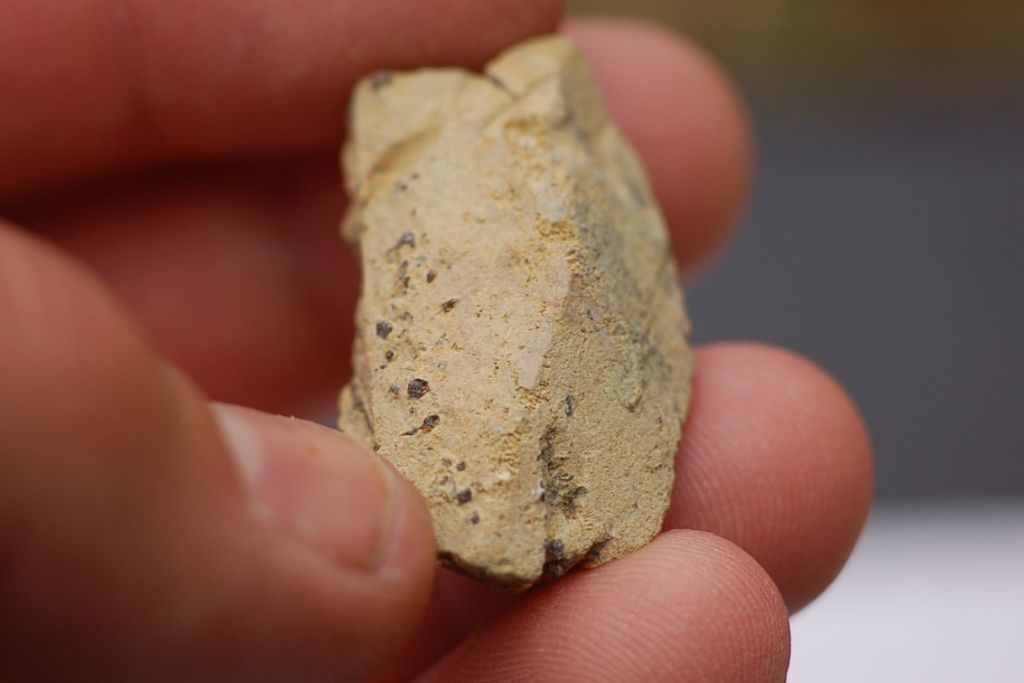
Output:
[0, 2, 873, 681]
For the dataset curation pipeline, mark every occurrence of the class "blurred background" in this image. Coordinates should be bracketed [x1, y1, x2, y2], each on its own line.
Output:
[570, 1, 1023, 680]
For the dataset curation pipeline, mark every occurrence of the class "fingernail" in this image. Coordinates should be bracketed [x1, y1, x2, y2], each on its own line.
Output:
[211, 403, 396, 571]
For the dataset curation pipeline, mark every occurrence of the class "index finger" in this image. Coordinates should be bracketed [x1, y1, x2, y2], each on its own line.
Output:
[0, 0, 563, 198]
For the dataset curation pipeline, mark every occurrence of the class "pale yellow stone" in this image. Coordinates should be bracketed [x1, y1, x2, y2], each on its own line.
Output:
[338, 36, 693, 588]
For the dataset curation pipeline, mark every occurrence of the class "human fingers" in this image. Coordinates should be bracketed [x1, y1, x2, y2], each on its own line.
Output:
[9, 157, 354, 415]
[417, 531, 790, 683]
[665, 343, 874, 611]
[0, 221, 435, 680]
[0, 0, 563, 198]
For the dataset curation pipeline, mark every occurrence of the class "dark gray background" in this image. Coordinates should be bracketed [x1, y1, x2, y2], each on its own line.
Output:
[572, 0, 1024, 500]
[689, 102, 1023, 499]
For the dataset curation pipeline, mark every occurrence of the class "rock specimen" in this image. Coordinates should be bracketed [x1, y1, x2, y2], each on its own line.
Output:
[338, 36, 693, 589]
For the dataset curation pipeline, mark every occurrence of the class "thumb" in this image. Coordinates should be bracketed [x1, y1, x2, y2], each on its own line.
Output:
[211, 402, 438, 668]
[0, 221, 435, 681]
[208, 403, 438, 681]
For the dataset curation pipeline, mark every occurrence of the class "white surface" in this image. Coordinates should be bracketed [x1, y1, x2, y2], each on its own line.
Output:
[789, 501, 1024, 682]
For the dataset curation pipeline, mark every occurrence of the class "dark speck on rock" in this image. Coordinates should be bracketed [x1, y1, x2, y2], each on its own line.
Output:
[426, 269, 437, 283]
[421, 414, 440, 432]
[470, 512, 480, 525]
[376, 321, 393, 339]
[370, 71, 393, 90]
[456, 489, 473, 505]
[441, 298, 458, 313]
[545, 538, 565, 559]
[395, 231, 416, 250]
[407, 378, 430, 398]
[456, 461, 466, 471]
[543, 560, 566, 579]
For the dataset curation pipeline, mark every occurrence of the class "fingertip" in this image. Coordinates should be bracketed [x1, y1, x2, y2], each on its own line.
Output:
[206, 403, 437, 678]
[210, 403, 436, 580]
[579, 530, 792, 682]
[377, 444, 438, 592]
[566, 18, 752, 271]
[672, 343, 874, 611]
[419, 529, 790, 683]
[656, 530, 792, 683]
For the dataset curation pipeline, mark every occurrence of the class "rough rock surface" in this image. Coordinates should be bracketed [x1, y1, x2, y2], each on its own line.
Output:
[338, 36, 693, 589]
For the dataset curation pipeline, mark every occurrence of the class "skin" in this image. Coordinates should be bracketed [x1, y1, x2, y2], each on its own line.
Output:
[0, 2, 873, 681]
